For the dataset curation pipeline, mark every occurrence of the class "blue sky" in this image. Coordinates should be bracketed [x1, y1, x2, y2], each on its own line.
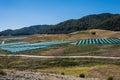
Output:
[0, 0, 120, 31]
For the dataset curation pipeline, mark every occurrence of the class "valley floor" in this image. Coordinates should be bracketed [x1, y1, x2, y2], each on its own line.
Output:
[0, 29, 120, 80]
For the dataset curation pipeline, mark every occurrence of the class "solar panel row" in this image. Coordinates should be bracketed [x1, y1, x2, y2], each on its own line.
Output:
[76, 38, 120, 45]
[0, 41, 72, 52]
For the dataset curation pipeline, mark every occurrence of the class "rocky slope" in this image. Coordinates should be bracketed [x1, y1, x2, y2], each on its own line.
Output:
[0, 71, 100, 80]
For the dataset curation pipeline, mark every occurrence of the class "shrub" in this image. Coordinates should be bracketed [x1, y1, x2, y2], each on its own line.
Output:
[0, 70, 6, 75]
[107, 76, 113, 80]
[91, 32, 96, 35]
[60, 61, 77, 67]
[79, 73, 85, 78]
[61, 72, 65, 75]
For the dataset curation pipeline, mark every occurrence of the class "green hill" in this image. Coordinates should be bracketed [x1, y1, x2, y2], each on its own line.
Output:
[0, 13, 120, 36]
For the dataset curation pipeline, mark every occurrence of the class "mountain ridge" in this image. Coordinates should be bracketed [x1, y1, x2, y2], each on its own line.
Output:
[0, 13, 120, 36]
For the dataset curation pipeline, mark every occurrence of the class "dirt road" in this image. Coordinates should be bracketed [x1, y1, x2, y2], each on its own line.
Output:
[1, 54, 120, 59]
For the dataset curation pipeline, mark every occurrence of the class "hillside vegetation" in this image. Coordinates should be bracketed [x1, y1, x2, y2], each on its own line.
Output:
[0, 13, 120, 36]
[0, 56, 120, 80]
[19, 29, 120, 43]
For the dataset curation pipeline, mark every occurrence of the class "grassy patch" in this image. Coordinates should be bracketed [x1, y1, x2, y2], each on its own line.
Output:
[0, 56, 120, 70]
[36, 65, 120, 79]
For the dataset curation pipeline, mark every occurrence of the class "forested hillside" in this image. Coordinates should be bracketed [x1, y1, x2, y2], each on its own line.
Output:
[0, 13, 120, 36]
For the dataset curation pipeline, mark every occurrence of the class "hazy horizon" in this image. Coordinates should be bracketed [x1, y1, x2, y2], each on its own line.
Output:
[0, 0, 120, 31]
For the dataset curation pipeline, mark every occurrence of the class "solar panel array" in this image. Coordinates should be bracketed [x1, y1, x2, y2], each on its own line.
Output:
[76, 38, 120, 45]
[0, 38, 120, 53]
[0, 41, 72, 53]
